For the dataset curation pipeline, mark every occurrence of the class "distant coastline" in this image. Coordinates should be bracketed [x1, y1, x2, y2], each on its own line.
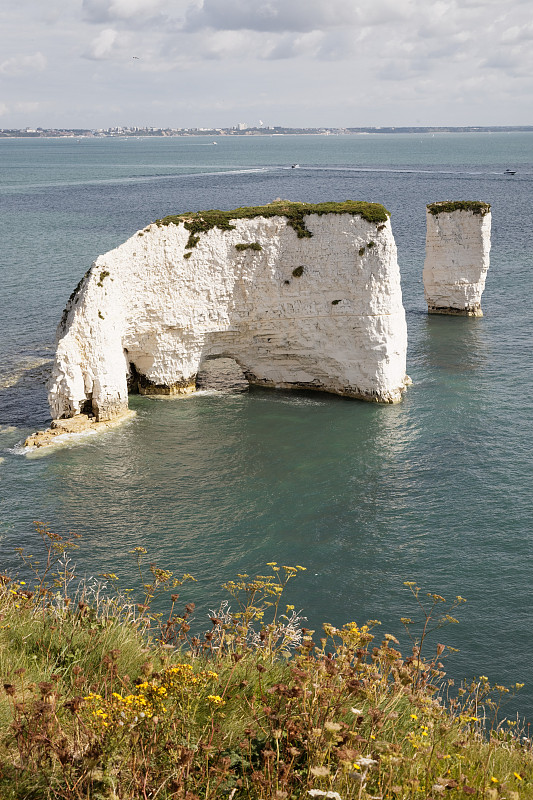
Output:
[2, 124, 533, 139]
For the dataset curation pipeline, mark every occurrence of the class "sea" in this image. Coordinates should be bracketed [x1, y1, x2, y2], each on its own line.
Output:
[0, 133, 532, 721]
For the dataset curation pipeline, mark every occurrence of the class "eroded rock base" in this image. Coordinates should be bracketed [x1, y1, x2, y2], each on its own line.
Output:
[196, 358, 249, 393]
[427, 305, 483, 317]
[24, 410, 135, 450]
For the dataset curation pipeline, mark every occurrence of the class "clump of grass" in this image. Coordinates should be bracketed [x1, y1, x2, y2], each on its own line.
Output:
[292, 266, 305, 277]
[427, 201, 491, 216]
[0, 528, 531, 800]
[156, 200, 390, 249]
[97, 269, 110, 287]
[235, 242, 262, 251]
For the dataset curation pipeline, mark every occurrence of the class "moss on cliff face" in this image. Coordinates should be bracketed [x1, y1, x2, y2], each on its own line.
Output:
[235, 242, 262, 251]
[427, 201, 491, 216]
[157, 200, 390, 249]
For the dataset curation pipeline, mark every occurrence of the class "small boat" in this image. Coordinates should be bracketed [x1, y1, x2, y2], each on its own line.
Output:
[504, 169, 516, 175]
[291, 163, 299, 169]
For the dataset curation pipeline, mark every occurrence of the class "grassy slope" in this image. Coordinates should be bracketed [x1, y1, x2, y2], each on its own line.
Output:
[0, 539, 531, 799]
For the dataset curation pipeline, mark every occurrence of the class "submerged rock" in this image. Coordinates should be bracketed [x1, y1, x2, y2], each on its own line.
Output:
[423, 201, 491, 316]
[48, 201, 409, 421]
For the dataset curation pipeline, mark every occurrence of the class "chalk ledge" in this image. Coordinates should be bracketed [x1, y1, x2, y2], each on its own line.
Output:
[24, 410, 135, 450]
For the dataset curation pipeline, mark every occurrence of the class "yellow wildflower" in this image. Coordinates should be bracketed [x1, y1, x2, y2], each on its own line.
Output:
[207, 695, 225, 706]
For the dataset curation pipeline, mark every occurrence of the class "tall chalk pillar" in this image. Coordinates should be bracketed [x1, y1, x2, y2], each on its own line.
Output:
[423, 201, 491, 316]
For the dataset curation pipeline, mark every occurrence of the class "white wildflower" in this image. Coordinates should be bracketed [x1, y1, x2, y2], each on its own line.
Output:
[355, 757, 378, 768]
[350, 707, 364, 715]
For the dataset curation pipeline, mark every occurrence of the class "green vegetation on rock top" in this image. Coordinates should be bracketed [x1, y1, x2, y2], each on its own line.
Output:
[427, 200, 491, 216]
[156, 200, 390, 248]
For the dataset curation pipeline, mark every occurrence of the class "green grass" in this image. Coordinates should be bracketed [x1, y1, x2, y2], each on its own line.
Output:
[427, 201, 491, 216]
[0, 529, 531, 800]
[156, 200, 390, 249]
[97, 269, 110, 287]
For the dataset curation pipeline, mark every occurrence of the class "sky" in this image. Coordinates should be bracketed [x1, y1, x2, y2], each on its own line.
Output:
[1, 0, 533, 129]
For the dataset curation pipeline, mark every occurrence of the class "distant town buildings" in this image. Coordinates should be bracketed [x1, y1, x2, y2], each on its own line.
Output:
[1, 125, 533, 139]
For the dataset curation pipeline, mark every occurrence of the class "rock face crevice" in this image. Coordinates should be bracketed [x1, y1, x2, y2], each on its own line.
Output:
[49, 203, 409, 421]
[423, 201, 491, 316]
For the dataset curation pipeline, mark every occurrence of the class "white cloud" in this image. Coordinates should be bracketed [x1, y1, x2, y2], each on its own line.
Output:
[0, 52, 47, 76]
[85, 28, 119, 59]
[82, 0, 191, 26]
[1, 0, 533, 127]
[266, 31, 325, 60]
[197, 29, 326, 61]
[500, 23, 533, 44]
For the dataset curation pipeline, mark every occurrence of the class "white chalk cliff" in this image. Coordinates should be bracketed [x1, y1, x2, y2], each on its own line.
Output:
[48, 201, 409, 421]
[423, 201, 491, 316]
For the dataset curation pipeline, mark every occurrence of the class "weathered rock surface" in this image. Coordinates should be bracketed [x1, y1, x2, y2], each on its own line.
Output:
[423, 201, 491, 316]
[23, 411, 135, 449]
[48, 201, 409, 421]
[196, 358, 249, 393]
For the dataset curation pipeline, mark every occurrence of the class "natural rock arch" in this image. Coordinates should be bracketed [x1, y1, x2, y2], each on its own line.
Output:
[48, 201, 409, 421]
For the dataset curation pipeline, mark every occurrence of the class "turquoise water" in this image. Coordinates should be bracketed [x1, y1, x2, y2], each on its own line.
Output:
[1, 134, 532, 718]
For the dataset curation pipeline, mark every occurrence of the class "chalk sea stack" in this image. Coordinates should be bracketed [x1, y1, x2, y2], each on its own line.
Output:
[48, 201, 410, 423]
[423, 201, 491, 316]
